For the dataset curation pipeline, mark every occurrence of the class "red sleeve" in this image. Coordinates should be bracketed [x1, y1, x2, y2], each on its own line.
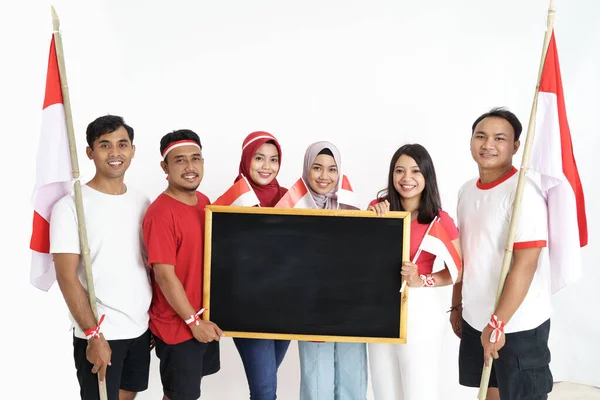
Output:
[143, 208, 177, 267]
[438, 210, 459, 241]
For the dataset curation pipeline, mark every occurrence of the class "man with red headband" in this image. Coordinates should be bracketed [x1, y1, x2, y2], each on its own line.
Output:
[143, 129, 223, 400]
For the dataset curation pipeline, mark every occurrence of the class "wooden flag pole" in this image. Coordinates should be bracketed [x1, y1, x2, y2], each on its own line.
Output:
[477, 1, 556, 399]
[51, 7, 109, 400]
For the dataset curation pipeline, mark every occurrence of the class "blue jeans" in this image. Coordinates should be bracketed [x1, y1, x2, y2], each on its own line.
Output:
[298, 341, 367, 400]
[233, 338, 290, 400]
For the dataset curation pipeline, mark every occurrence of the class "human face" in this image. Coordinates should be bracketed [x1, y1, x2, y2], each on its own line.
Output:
[393, 155, 425, 202]
[470, 117, 520, 171]
[161, 145, 204, 192]
[86, 126, 135, 180]
[308, 154, 339, 195]
[249, 143, 280, 186]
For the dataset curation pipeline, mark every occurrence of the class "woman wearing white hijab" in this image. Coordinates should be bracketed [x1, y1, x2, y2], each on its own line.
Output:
[297, 141, 367, 400]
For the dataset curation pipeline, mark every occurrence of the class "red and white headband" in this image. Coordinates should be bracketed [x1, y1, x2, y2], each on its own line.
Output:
[242, 133, 277, 151]
[162, 140, 201, 159]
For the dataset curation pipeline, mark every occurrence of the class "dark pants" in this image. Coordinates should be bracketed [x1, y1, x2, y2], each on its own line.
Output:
[154, 336, 220, 400]
[73, 329, 151, 400]
[233, 338, 290, 400]
[459, 319, 553, 400]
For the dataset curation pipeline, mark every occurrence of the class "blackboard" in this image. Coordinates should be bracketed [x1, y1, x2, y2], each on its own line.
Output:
[202, 206, 410, 343]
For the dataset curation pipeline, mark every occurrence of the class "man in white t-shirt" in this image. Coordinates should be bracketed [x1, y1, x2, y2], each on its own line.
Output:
[50, 115, 152, 400]
[451, 108, 553, 400]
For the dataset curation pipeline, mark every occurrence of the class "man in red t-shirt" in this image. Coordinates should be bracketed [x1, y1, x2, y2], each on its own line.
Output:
[143, 129, 223, 400]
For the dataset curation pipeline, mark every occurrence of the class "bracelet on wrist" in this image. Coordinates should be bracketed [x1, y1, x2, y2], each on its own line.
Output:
[446, 304, 463, 313]
[487, 314, 506, 343]
[419, 274, 435, 287]
[185, 308, 206, 327]
[84, 314, 106, 340]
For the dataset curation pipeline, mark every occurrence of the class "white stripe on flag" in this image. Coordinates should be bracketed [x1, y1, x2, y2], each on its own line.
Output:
[532, 91, 583, 292]
[30, 251, 57, 291]
[32, 103, 72, 219]
[230, 190, 262, 207]
[337, 175, 360, 209]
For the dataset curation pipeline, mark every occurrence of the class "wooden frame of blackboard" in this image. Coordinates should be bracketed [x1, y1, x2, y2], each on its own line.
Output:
[202, 205, 411, 344]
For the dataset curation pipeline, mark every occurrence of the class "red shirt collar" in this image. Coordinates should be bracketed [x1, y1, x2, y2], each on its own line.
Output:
[476, 167, 518, 190]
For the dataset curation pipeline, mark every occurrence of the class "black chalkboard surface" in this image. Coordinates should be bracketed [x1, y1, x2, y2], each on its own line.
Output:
[202, 206, 410, 343]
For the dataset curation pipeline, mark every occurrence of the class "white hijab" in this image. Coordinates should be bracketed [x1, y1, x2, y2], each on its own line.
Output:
[302, 141, 342, 210]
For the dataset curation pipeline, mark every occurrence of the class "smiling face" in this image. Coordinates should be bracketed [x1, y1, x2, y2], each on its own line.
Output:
[86, 126, 135, 180]
[470, 116, 520, 171]
[392, 154, 425, 202]
[248, 143, 280, 186]
[161, 144, 204, 192]
[308, 154, 339, 195]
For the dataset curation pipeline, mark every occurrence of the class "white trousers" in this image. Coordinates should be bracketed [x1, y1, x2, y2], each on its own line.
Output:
[368, 286, 446, 400]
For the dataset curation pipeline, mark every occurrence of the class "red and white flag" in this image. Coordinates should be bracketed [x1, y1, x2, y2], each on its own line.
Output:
[529, 32, 588, 293]
[29, 36, 73, 291]
[275, 178, 316, 209]
[337, 175, 360, 209]
[416, 217, 462, 283]
[213, 175, 260, 207]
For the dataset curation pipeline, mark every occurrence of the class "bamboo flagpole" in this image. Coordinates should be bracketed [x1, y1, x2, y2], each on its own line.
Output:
[51, 7, 109, 400]
[477, 1, 556, 399]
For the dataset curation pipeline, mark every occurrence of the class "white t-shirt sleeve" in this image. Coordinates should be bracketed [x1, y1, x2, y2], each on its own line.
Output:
[513, 179, 548, 249]
[49, 197, 81, 254]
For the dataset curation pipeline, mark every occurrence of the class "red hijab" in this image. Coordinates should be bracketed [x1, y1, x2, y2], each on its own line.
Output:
[236, 131, 287, 207]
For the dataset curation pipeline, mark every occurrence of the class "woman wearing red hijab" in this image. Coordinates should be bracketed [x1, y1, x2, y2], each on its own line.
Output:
[235, 131, 288, 207]
[231, 131, 290, 400]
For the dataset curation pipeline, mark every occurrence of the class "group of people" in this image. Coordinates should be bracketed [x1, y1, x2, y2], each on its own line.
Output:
[49, 106, 554, 400]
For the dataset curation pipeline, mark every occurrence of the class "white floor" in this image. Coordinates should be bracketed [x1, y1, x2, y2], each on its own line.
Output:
[550, 382, 600, 399]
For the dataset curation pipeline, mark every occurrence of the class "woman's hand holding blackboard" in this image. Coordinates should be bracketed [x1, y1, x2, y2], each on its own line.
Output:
[190, 321, 224, 343]
[367, 199, 390, 216]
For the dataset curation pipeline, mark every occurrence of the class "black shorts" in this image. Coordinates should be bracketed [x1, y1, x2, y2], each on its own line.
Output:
[459, 318, 553, 400]
[73, 329, 151, 400]
[154, 336, 221, 400]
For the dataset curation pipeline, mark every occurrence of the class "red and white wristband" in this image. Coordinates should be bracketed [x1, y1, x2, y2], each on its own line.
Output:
[185, 308, 206, 327]
[487, 314, 506, 343]
[84, 314, 106, 340]
[419, 274, 435, 287]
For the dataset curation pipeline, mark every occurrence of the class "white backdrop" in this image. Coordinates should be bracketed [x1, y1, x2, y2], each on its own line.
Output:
[1, 0, 598, 398]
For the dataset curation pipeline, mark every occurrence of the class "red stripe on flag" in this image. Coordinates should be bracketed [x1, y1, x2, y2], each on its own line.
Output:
[30, 211, 50, 253]
[43, 37, 63, 109]
[214, 178, 252, 206]
[539, 33, 588, 247]
[341, 175, 353, 191]
[276, 179, 309, 208]
[429, 219, 461, 271]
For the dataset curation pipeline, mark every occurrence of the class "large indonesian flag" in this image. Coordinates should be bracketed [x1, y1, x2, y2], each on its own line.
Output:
[417, 217, 462, 283]
[213, 175, 260, 207]
[529, 32, 588, 293]
[29, 37, 73, 291]
[275, 178, 316, 208]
